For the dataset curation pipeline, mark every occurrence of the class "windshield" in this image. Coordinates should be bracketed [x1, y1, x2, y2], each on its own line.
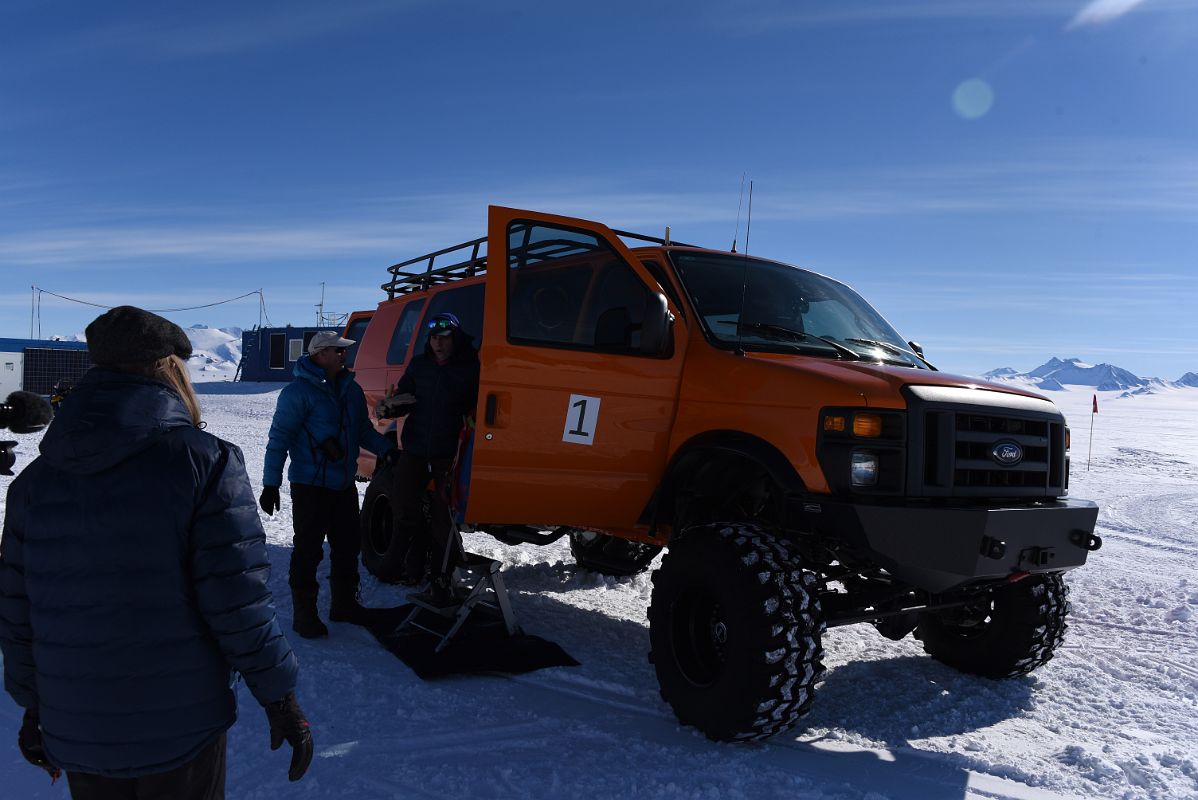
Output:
[670, 252, 924, 368]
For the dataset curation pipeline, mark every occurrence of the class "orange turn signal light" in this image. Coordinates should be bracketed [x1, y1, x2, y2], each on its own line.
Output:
[1065, 428, 1071, 450]
[853, 413, 883, 438]
[824, 415, 846, 433]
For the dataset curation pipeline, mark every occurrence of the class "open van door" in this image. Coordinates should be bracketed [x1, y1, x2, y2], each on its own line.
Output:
[466, 207, 687, 532]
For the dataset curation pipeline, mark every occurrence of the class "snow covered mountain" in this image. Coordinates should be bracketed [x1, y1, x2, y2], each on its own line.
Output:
[184, 324, 242, 382]
[983, 357, 1195, 393]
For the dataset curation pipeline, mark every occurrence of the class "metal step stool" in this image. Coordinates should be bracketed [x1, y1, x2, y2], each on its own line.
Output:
[399, 552, 521, 653]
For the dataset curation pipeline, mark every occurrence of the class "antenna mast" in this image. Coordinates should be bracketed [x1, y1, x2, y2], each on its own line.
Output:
[734, 180, 754, 356]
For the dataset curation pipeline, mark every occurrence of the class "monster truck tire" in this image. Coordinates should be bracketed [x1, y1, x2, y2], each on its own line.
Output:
[916, 573, 1070, 679]
[359, 467, 417, 583]
[648, 522, 825, 741]
[569, 530, 662, 576]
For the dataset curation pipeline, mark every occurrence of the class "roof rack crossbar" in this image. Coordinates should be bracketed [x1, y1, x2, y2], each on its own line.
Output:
[381, 227, 695, 298]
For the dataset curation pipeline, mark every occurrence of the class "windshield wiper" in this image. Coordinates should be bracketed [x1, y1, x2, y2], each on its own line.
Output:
[845, 338, 936, 369]
[723, 322, 861, 360]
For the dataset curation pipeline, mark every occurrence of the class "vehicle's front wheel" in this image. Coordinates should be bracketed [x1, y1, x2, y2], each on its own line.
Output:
[359, 468, 417, 583]
[648, 523, 825, 741]
[569, 530, 661, 576]
[916, 573, 1070, 678]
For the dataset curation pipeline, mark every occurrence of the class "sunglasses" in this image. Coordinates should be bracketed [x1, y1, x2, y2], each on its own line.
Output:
[427, 318, 457, 331]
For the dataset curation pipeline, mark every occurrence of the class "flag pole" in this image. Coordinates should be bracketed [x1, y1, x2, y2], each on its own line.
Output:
[1086, 394, 1097, 471]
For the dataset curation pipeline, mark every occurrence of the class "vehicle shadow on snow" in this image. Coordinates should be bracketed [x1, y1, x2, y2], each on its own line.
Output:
[466, 562, 1034, 799]
[808, 654, 1037, 744]
[251, 544, 1034, 800]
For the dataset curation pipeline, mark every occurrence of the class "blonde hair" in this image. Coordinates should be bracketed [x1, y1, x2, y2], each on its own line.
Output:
[114, 354, 202, 426]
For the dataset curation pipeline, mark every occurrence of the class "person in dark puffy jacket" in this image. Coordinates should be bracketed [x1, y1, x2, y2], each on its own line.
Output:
[379, 312, 480, 600]
[260, 330, 397, 638]
[0, 306, 311, 800]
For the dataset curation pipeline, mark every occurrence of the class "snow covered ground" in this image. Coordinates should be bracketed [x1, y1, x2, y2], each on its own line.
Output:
[2, 381, 1196, 799]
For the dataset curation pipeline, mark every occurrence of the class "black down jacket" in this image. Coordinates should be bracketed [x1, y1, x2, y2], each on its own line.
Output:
[0, 369, 298, 777]
[393, 333, 480, 459]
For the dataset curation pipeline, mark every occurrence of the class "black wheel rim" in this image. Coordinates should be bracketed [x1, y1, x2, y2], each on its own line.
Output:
[368, 495, 393, 556]
[671, 587, 728, 687]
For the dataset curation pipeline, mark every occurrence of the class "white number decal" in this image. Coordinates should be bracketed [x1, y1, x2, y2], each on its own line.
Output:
[562, 394, 601, 445]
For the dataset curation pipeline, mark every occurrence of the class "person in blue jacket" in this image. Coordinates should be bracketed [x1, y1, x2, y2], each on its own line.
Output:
[260, 330, 397, 638]
[0, 306, 312, 799]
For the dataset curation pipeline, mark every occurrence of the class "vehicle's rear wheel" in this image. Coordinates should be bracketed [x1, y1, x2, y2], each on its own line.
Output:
[916, 573, 1070, 678]
[569, 530, 661, 576]
[359, 467, 419, 583]
[648, 522, 825, 741]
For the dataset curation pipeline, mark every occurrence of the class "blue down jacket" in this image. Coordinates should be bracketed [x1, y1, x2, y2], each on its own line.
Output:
[263, 356, 393, 489]
[0, 369, 298, 777]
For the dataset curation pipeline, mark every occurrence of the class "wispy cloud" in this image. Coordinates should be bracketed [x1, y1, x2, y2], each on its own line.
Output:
[702, 0, 1195, 34]
[1, 140, 1195, 268]
[23, 1, 421, 63]
[1068, 0, 1152, 29]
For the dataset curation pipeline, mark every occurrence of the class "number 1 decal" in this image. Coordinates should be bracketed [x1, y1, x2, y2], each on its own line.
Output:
[562, 394, 601, 445]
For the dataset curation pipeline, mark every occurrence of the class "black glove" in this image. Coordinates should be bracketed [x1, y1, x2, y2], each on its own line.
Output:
[259, 485, 281, 516]
[379, 449, 402, 469]
[18, 709, 61, 781]
[265, 693, 313, 782]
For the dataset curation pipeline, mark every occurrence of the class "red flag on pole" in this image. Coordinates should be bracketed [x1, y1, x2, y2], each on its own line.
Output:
[1092, 394, 1098, 414]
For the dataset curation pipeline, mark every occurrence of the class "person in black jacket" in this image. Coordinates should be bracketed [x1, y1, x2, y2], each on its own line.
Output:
[379, 312, 480, 600]
[0, 306, 312, 799]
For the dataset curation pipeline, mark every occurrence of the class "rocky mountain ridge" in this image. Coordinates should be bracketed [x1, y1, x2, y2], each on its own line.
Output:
[983, 357, 1194, 396]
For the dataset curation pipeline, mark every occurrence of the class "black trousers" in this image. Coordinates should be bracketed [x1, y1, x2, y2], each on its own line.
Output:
[289, 482, 362, 596]
[66, 732, 226, 800]
[394, 452, 460, 582]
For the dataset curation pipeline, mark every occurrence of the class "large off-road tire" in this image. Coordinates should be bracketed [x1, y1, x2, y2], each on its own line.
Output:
[569, 530, 661, 576]
[648, 523, 825, 741]
[359, 467, 417, 583]
[916, 573, 1070, 678]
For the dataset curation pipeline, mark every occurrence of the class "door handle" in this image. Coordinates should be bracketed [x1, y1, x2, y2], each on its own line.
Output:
[485, 393, 498, 425]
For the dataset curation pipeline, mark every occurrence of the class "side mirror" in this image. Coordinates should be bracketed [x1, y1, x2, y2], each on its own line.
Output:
[640, 292, 673, 357]
[907, 341, 924, 359]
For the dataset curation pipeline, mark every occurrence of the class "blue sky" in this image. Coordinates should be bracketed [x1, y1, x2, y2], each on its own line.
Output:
[1, 0, 1195, 379]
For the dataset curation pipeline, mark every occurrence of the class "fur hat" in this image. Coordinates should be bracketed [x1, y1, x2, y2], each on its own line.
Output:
[85, 306, 193, 367]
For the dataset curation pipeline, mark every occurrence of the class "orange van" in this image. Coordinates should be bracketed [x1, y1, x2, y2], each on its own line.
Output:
[349, 206, 1101, 741]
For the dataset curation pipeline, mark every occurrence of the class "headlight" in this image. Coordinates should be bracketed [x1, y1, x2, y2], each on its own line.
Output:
[851, 451, 879, 486]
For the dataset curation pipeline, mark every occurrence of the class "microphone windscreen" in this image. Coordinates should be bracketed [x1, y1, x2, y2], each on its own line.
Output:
[5, 391, 53, 434]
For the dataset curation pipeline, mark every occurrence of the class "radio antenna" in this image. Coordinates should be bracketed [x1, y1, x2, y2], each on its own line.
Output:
[731, 173, 745, 252]
[734, 180, 754, 356]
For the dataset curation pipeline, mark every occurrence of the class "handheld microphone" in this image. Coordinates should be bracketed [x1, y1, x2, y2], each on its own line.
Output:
[0, 391, 53, 434]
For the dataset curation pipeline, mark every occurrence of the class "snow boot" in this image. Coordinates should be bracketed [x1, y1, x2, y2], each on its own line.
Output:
[329, 579, 367, 624]
[291, 590, 328, 639]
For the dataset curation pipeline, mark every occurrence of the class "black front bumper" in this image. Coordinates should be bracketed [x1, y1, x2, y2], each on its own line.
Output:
[807, 497, 1100, 594]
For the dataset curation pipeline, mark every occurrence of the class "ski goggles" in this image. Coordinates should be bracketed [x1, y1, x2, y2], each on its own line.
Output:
[426, 314, 461, 332]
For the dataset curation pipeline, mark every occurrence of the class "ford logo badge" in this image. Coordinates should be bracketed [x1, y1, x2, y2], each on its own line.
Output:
[991, 441, 1023, 466]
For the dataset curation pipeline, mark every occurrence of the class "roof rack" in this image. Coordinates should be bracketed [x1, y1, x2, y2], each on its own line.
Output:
[381, 225, 696, 299]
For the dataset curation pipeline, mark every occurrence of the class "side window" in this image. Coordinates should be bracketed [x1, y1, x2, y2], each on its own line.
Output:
[343, 315, 371, 368]
[302, 331, 317, 354]
[413, 283, 485, 353]
[386, 300, 426, 365]
[507, 221, 652, 354]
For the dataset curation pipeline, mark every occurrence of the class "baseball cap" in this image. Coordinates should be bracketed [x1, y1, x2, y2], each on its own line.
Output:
[308, 331, 355, 354]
